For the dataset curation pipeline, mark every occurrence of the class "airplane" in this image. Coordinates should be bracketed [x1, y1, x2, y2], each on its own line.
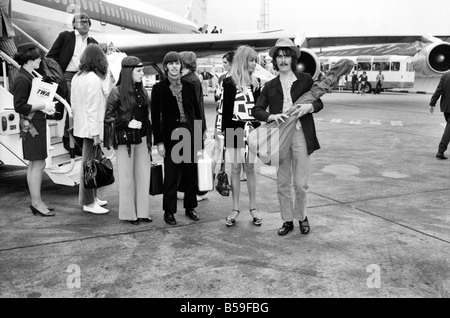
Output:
[2, 0, 450, 186]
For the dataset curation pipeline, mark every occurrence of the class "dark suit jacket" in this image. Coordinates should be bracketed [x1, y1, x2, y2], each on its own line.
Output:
[47, 31, 98, 72]
[252, 71, 323, 155]
[430, 72, 450, 113]
[151, 78, 203, 151]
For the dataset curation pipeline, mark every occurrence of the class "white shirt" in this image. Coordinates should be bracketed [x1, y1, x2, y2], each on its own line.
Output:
[279, 71, 297, 113]
[279, 71, 302, 129]
[66, 30, 89, 72]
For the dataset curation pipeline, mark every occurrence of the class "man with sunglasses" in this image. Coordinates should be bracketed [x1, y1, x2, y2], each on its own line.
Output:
[47, 13, 98, 155]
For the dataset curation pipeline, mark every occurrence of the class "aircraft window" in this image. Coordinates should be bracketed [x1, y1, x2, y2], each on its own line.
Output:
[76, 0, 81, 8]
[391, 62, 400, 71]
[381, 62, 390, 71]
[94, 2, 99, 12]
[115, 8, 120, 18]
[106, 6, 110, 15]
[372, 62, 380, 71]
[99, 3, 104, 14]
[125, 12, 129, 21]
[62, 0, 67, 5]
[82, 0, 87, 10]
[88, 1, 94, 11]
[145, 18, 149, 26]
[119, 9, 124, 20]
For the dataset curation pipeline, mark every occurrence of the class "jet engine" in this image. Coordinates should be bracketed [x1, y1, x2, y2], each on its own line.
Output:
[412, 41, 450, 77]
[297, 48, 320, 80]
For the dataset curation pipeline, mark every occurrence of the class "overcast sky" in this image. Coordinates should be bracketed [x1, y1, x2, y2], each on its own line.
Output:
[146, 0, 450, 36]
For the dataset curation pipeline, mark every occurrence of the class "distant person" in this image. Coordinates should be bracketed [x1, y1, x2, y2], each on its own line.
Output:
[351, 71, 358, 93]
[359, 71, 368, 95]
[71, 44, 109, 215]
[13, 43, 56, 217]
[220, 29, 223, 33]
[429, 72, 450, 159]
[201, 69, 209, 96]
[375, 70, 384, 94]
[338, 76, 345, 92]
[252, 38, 324, 236]
[0, 0, 17, 91]
[104, 56, 153, 224]
[220, 45, 262, 227]
[47, 13, 98, 155]
[151, 51, 204, 225]
[178, 51, 208, 201]
[211, 26, 219, 33]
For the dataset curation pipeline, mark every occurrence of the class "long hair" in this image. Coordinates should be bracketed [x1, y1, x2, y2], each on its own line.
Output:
[271, 47, 298, 72]
[116, 56, 148, 112]
[230, 45, 259, 93]
[78, 44, 108, 79]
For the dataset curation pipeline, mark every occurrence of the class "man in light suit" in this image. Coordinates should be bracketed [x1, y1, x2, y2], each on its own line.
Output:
[429, 72, 450, 159]
[253, 38, 324, 236]
[47, 13, 98, 154]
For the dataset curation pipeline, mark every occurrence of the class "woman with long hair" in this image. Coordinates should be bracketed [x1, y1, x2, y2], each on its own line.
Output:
[104, 56, 153, 225]
[220, 45, 262, 227]
[71, 43, 110, 215]
[13, 43, 56, 216]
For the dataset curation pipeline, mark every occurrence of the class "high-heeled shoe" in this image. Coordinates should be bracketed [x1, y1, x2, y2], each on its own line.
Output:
[226, 209, 240, 226]
[30, 205, 55, 217]
[249, 208, 262, 226]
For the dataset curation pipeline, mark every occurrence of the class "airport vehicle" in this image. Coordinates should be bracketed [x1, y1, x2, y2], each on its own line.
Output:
[319, 55, 415, 93]
[2, 0, 450, 186]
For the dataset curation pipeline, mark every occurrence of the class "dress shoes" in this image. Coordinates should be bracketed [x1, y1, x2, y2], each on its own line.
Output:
[95, 198, 108, 206]
[185, 208, 200, 221]
[128, 219, 139, 225]
[30, 205, 55, 217]
[278, 221, 294, 236]
[299, 216, 310, 235]
[139, 217, 153, 223]
[164, 211, 177, 225]
[83, 203, 109, 214]
[436, 152, 448, 159]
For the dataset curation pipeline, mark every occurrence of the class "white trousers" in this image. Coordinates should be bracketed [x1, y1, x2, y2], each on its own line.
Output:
[277, 128, 310, 222]
[116, 136, 151, 220]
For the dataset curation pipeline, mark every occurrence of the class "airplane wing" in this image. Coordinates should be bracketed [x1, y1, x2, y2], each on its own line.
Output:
[95, 32, 297, 63]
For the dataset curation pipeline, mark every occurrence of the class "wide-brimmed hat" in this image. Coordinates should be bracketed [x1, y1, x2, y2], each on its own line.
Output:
[16, 42, 38, 54]
[268, 38, 301, 59]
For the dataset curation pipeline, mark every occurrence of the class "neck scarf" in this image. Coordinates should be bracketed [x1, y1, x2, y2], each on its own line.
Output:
[168, 76, 186, 123]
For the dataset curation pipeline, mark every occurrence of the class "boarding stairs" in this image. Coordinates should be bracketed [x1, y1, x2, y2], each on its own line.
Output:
[0, 49, 82, 186]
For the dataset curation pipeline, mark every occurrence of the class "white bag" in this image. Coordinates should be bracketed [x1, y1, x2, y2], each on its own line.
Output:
[27, 78, 58, 106]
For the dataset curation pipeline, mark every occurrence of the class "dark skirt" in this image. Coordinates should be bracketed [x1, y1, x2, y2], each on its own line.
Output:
[22, 118, 47, 161]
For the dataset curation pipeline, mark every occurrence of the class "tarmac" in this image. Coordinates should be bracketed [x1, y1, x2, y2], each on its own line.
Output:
[0, 90, 449, 299]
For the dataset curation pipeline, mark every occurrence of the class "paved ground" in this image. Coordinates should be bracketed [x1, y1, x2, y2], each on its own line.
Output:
[0, 91, 449, 299]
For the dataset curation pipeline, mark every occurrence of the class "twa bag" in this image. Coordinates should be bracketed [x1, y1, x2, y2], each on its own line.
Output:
[83, 146, 115, 188]
[149, 155, 163, 196]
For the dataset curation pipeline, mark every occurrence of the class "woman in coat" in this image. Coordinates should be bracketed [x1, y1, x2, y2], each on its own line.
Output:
[104, 56, 153, 225]
[13, 43, 56, 216]
[71, 44, 110, 215]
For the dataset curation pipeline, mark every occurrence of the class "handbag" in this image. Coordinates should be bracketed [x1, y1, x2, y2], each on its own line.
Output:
[83, 145, 115, 189]
[116, 128, 142, 145]
[149, 155, 163, 196]
[215, 147, 230, 196]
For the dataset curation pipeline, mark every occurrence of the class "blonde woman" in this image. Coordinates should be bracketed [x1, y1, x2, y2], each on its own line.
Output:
[220, 45, 262, 226]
